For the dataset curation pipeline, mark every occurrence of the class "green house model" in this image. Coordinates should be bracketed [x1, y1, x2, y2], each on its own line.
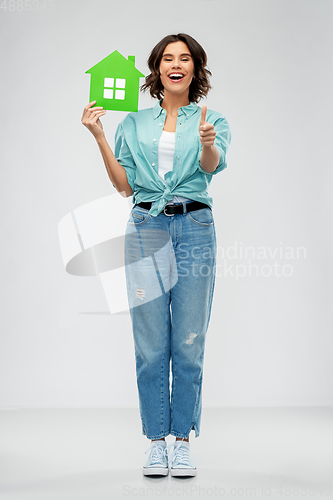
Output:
[85, 50, 145, 112]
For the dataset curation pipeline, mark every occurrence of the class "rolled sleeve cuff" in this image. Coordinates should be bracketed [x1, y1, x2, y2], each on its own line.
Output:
[197, 143, 227, 176]
[112, 162, 136, 192]
[113, 121, 137, 192]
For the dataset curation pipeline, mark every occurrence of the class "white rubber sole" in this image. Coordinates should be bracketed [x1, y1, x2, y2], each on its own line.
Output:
[143, 466, 169, 476]
[170, 467, 197, 477]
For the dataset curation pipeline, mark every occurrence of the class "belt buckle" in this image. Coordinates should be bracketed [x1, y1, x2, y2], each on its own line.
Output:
[163, 204, 175, 216]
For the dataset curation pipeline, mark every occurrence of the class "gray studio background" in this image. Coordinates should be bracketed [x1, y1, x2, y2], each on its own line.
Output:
[1, 0, 332, 409]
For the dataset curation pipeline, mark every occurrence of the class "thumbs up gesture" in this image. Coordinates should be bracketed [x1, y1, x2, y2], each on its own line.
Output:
[199, 105, 216, 147]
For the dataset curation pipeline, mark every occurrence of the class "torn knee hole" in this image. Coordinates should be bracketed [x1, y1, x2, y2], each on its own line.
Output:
[136, 286, 145, 300]
[185, 332, 197, 345]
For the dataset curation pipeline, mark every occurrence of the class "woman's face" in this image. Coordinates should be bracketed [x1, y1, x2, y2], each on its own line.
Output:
[159, 41, 195, 98]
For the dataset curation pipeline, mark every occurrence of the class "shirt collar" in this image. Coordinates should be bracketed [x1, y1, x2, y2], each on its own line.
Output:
[153, 99, 199, 119]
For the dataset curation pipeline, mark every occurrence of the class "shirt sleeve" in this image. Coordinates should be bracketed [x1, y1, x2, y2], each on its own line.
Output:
[197, 114, 231, 176]
[113, 121, 136, 191]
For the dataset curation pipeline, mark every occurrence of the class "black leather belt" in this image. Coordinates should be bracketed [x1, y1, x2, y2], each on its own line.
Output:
[135, 200, 210, 216]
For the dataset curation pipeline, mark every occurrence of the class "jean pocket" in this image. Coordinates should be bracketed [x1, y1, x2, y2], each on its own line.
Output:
[188, 207, 214, 226]
[127, 205, 151, 226]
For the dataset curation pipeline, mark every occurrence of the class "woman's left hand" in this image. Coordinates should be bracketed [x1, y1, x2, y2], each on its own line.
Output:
[199, 105, 216, 147]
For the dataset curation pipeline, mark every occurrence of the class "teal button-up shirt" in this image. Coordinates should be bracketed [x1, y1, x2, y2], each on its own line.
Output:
[114, 99, 231, 217]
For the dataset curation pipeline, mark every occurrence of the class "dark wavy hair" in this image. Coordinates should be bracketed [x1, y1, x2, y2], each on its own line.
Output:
[140, 33, 212, 103]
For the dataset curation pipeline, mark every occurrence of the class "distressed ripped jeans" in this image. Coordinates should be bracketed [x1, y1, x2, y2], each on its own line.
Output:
[124, 201, 217, 440]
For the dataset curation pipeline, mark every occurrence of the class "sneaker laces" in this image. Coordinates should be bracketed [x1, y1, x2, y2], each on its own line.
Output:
[144, 442, 167, 465]
[167, 441, 190, 466]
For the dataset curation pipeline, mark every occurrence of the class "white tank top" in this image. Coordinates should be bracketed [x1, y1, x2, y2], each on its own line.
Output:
[158, 130, 192, 205]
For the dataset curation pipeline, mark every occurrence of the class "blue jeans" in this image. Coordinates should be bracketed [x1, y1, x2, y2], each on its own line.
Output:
[124, 201, 217, 440]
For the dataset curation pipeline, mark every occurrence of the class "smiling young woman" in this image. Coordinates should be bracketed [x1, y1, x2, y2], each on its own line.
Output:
[141, 33, 212, 105]
[81, 32, 231, 478]
[159, 42, 194, 99]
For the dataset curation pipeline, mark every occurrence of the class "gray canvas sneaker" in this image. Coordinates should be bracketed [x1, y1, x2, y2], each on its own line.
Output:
[167, 440, 197, 477]
[142, 440, 168, 476]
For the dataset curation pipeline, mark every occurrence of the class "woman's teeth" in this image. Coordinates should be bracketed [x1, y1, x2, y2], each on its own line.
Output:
[168, 74, 184, 81]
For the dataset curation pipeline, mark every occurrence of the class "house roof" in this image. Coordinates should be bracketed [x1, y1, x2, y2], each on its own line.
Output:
[85, 50, 145, 77]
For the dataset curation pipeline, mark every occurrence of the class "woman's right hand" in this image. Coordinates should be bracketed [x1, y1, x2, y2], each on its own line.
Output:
[81, 101, 107, 140]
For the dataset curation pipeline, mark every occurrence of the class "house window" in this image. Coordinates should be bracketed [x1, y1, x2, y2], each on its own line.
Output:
[103, 78, 126, 100]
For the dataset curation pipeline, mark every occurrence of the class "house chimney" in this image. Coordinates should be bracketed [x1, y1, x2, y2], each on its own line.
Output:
[128, 56, 135, 65]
